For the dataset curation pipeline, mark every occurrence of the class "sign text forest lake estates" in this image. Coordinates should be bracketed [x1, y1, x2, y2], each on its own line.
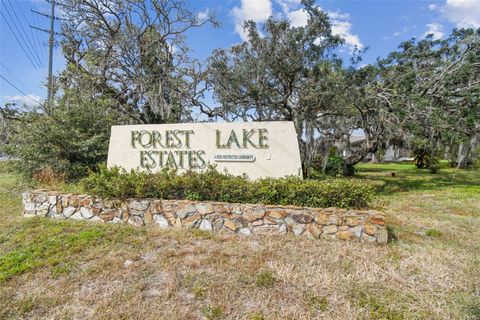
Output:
[107, 122, 302, 179]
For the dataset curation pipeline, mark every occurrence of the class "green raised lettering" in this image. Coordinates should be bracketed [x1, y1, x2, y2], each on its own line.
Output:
[258, 128, 268, 148]
[242, 129, 257, 148]
[165, 151, 177, 168]
[216, 130, 226, 148]
[140, 150, 156, 169]
[152, 131, 164, 148]
[131, 131, 140, 148]
[196, 150, 206, 169]
[184, 130, 194, 148]
[227, 130, 240, 148]
[188, 150, 197, 168]
[172, 130, 182, 148]
[139, 130, 153, 148]
[175, 150, 188, 168]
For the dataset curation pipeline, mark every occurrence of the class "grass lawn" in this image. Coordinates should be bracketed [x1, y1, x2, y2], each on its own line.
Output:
[0, 161, 479, 319]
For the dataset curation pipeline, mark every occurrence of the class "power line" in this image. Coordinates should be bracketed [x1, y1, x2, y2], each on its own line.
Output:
[0, 10, 41, 74]
[3, 0, 43, 69]
[29, 0, 47, 58]
[30, 0, 58, 108]
[0, 74, 43, 106]
[0, 61, 31, 94]
[47, 0, 55, 106]
[2, 1, 42, 70]
[15, 0, 45, 67]
[11, 0, 44, 67]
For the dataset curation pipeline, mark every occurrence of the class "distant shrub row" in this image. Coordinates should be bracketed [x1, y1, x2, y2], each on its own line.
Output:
[81, 166, 373, 209]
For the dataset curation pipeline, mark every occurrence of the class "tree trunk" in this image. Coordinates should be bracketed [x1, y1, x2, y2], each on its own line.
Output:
[444, 144, 450, 162]
[456, 142, 469, 169]
[469, 133, 478, 167]
[302, 120, 316, 177]
[426, 133, 438, 170]
[369, 153, 379, 163]
[343, 163, 355, 176]
[321, 149, 329, 174]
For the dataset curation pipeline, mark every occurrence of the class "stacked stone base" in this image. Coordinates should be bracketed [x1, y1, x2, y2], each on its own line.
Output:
[22, 191, 388, 244]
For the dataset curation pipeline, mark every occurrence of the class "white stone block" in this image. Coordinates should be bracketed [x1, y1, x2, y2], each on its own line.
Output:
[153, 215, 170, 229]
[238, 227, 252, 236]
[80, 207, 94, 219]
[199, 219, 212, 231]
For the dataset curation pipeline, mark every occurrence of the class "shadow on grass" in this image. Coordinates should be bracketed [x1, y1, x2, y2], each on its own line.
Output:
[354, 162, 480, 195]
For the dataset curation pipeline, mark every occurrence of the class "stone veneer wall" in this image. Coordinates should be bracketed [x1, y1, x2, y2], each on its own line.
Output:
[22, 190, 388, 244]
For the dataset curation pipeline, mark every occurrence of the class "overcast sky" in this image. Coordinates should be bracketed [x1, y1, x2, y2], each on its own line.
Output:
[1, 0, 479, 108]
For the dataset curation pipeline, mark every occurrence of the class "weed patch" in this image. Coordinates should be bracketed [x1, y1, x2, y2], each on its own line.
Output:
[425, 229, 442, 237]
[202, 304, 224, 320]
[255, 270, 276, 288]
[304, 291, 329, 313]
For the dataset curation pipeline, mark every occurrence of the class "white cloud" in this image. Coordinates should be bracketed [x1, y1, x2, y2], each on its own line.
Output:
[327, 11, 351, 20]
[424, 22, 445, 39]
[231, 0, 363, 53]
[231, 0, 272, 40]
[443, 0, 480, 28]
[166, 41, 177, 54]
[430, 0, 480, 28]
[284, 8, 363, 53]
[198, 9, 209, 22]
[4, 94, 42, 106]
[287, 8, 308, 27]
[393, 27, 409, 36]
[331, 20, 364, 52]
[383, 25, 417, 40]
[276, 0, 301, 14]
[327, 11, 363, 52]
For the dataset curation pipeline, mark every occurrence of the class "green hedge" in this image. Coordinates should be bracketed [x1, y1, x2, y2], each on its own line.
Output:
[81, 166, 374, 209]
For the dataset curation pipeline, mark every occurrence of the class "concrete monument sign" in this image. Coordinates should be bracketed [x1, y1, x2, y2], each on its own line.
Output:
[107, 121, 302, 179]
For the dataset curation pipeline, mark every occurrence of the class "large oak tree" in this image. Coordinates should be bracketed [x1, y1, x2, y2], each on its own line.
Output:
[59, 0, 217, 124]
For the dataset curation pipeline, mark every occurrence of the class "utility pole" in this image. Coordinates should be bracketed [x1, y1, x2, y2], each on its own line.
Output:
[47, 0, 55, 107]
[30, 0, 57, 110]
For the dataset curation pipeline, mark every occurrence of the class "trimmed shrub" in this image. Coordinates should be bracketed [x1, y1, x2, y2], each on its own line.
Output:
[324, 154, 345, 176]
[81, 165, 374, 208]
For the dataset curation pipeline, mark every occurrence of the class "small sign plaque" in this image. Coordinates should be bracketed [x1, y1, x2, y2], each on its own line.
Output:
[214, 154, 256, 162]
